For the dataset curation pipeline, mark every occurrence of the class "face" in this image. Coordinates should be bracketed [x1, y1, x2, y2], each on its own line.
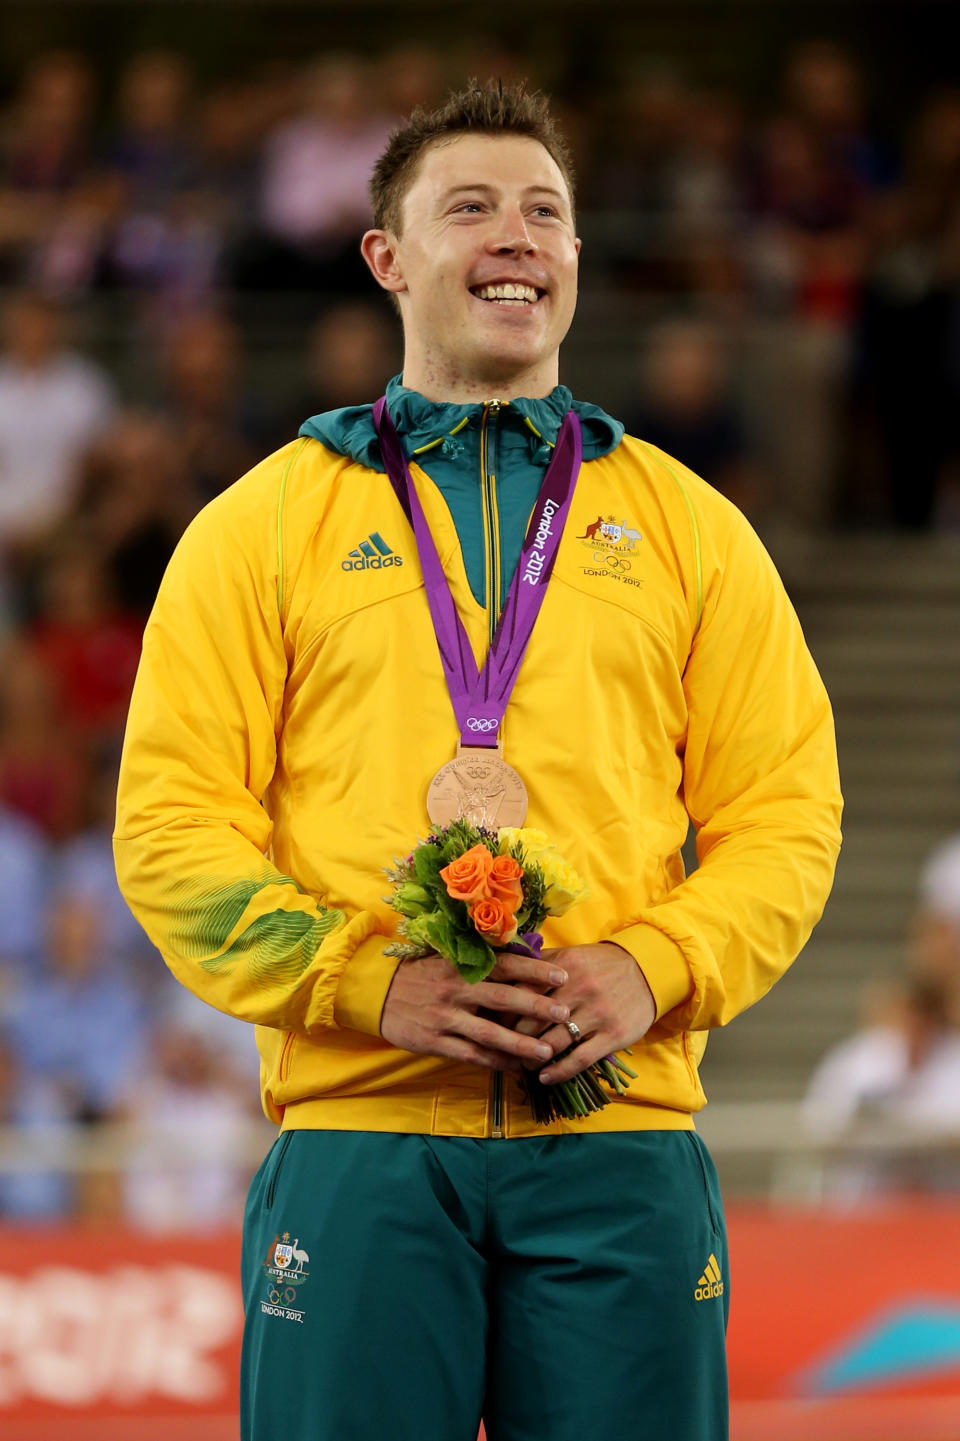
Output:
[363, 133, 580, 400]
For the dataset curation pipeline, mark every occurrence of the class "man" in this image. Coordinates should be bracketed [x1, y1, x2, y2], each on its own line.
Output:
[0, 290, 115, 551]
[115, 83, 842, 1440]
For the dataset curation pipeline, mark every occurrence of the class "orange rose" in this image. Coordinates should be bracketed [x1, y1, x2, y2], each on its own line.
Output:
[469, 897, 519, 947]
[487, 854, 524, 909]
[440, 844, 494, 904]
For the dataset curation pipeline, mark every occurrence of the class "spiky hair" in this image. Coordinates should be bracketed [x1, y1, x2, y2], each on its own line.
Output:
[370, 78, 576, 234]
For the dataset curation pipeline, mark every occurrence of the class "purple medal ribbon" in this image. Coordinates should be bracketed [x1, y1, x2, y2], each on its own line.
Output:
[373, 397, 583, 749]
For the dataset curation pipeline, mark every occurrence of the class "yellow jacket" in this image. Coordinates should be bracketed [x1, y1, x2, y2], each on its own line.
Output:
[115, 419, 842, 1138]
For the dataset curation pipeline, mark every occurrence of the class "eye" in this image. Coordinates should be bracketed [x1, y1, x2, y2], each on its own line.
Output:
[532, 204, 559, 218]
[454, 201, 484, 214]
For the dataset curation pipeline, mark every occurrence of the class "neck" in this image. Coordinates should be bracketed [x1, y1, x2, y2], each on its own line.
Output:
[400, 354, 560, 405]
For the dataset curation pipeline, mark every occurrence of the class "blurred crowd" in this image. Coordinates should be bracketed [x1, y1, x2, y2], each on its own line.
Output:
[0, 38, 959, 1226]
[802, 834, 960, 1201]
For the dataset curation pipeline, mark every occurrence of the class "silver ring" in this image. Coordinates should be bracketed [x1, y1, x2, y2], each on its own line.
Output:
[566, 1021, 582, 1042]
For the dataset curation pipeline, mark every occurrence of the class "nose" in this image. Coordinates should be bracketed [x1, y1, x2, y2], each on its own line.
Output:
[486, 203, 538, 256]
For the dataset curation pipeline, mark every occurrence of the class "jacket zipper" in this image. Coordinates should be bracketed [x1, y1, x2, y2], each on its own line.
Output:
[481, 399, 506, 1137]
[480, 400, 504, 645]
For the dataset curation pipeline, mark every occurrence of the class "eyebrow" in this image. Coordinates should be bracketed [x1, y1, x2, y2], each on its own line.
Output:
[440, 183, 568, 205]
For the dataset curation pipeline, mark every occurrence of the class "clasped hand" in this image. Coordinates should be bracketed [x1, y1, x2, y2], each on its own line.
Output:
[379, 942, 656, 1082]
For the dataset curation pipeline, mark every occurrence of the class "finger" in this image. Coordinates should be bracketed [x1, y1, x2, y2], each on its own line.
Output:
[516, 1012, 597, 1065]
[539, 1033, 616, 1086]
[436, 1034, 524, 1072]
[536, 1018, 594, 1057]
[457, 1011, 558, 1064]
[471, 981, 569, 1025]
[488, 955, 568, 988]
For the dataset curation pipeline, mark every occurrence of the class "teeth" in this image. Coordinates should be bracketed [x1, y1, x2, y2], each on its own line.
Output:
[476, 284, 539, 303]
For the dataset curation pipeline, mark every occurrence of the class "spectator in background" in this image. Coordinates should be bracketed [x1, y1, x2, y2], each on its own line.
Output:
[99, 50, 193, 259]
[625, 318, 762, 517]
[160, 310, 261, 501]
[5, 892, 145, 1124]
[193, 81, 264, 263]
[0, 1031, 72, 1221]
[802, 973, 960, 1199]
[746, 113, 865, 324]
[0, 291, 115, 556]
[272, 298, 400, 445]
[56, 754, 161, 988]
[911, 831, 960, 993]
[24, 538, 143, 744]
[0, 803, 49, 990]
[665, 88, 749, 303]
[585, 65, 693, 293]
[747, 42, 876, 325]
[68, 409, 197, 616]
[234, 54, 392, 294]
[0, 51, 96, 282]
[0, 641, 87, 840]
[121, 1015, 259, 1231]
[846, 89, 960, 529]
[784, 41, 895, 197]
[98, 49, 221, 304]
[802, 833, 960, 1198]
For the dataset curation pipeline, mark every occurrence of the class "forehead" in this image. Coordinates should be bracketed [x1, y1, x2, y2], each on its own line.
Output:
[401, 132, 572, 219]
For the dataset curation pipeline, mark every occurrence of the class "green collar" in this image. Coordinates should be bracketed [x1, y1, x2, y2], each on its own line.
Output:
[298, 375, 623, 468]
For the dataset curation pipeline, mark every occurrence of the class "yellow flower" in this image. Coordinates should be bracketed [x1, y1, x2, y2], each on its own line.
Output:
[539, 856, 588, 916]
[497, 827, 551, 862]
[497, 828, 587, 916]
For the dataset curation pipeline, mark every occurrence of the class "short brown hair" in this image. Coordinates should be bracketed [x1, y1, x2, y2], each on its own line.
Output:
[370, 79, 576, 235]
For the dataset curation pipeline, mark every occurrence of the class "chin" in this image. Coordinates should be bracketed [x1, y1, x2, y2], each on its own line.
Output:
[468, 342, 547, 385]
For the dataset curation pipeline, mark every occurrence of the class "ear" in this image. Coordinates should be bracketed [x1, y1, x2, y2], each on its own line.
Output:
[360, 230, 407, 294]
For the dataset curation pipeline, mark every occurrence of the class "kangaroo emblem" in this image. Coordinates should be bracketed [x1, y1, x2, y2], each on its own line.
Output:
[577, 514, 604, 541]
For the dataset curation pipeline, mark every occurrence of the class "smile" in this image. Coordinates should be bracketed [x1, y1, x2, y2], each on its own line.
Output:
[471, 283, 543, 305]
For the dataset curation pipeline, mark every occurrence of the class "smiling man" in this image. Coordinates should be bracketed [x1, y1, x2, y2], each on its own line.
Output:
[115, 83, 842, 1441]
[361, 128, 580, 398]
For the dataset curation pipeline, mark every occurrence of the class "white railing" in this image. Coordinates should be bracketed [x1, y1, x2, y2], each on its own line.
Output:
[3, 1103, 960, 1203]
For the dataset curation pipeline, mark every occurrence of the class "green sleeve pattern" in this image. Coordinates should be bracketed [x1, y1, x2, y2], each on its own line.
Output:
[169, 874, 347, 984]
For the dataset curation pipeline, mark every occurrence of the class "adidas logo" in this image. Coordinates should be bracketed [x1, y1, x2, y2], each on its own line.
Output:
[341, 532, 404, 572]
[694, 1253, 724, 1301]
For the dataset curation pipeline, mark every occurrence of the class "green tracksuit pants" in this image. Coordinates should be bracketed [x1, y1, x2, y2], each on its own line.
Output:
[241, 1129, 729, 1441]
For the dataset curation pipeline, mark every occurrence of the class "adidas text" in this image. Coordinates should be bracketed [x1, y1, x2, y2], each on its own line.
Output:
[694, 1253, 724, 1300]
[341, 554, 403, 572]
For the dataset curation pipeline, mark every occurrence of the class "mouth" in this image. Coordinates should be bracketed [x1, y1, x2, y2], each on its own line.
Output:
[469, 282, 544, 306]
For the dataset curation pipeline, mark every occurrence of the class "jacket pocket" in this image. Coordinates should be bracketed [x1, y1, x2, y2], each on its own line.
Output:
[265, 1130, 294, 1211]
[684, 1131, 723, 1239]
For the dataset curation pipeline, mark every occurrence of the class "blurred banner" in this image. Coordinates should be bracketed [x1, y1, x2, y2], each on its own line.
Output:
[728, 1201, 960, 1441]
[0, 1227, 241, 1440]
[2, 1203, 960, 1440]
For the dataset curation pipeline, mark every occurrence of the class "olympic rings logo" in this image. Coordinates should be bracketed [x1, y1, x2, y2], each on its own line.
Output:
[593, 552, 631, 572]
[466, 717, 499, 732]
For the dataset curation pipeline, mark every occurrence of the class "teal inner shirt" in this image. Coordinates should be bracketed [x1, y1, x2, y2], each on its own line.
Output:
[300, 374, 623, 616]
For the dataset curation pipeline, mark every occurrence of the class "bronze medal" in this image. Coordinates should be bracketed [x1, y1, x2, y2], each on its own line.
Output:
[427, 745, 528, 830]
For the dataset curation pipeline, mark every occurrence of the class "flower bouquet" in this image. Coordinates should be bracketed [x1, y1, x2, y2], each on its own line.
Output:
[384, 820, 636, 1124]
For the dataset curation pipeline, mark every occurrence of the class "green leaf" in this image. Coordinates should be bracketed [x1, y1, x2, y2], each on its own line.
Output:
[434, 885, 468, 928]
[422, 912, 456, 962]
[413, 846, 444, 889]
[453, 930, 496, 984]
